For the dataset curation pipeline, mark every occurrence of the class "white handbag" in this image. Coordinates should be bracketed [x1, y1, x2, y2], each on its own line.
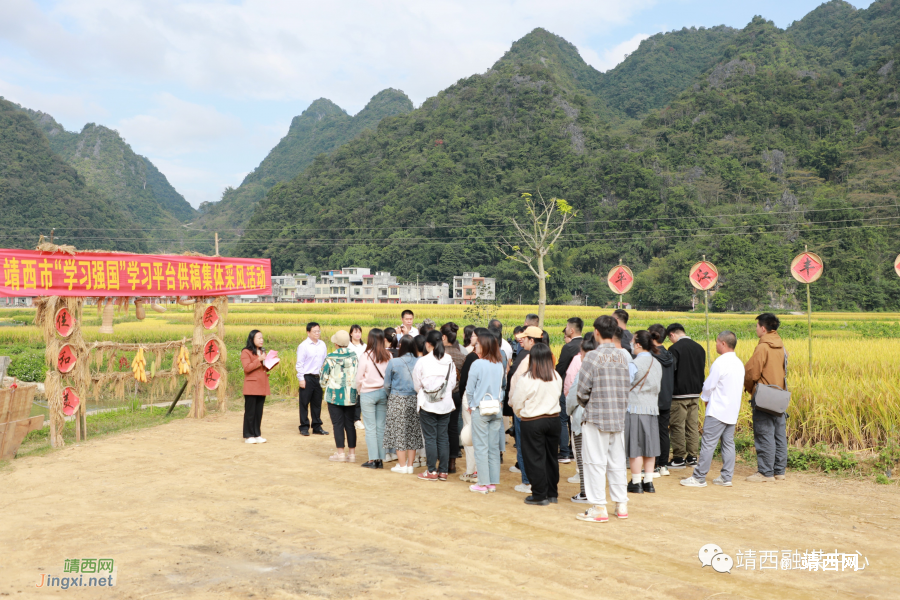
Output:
[479, 392, 501, 416]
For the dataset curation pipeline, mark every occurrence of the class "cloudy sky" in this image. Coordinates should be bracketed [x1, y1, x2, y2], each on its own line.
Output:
[0, 0, 876, 209]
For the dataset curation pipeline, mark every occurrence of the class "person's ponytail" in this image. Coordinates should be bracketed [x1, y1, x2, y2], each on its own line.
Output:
[425, 329, 445, 360]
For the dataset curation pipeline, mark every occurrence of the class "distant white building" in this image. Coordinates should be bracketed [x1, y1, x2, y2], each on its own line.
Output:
[453, 272, 495, 305]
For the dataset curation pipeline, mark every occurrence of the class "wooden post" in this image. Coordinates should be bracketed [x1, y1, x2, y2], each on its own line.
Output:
[805, 245, 813, 375]
[214, 233, 219, 256]
[703, 254, 710, 368]
[618, 258, 623, 309]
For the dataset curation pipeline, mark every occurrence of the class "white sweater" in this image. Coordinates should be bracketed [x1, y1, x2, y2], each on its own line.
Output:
[510, 372, 562, 419]
[412, 352, 456, 414]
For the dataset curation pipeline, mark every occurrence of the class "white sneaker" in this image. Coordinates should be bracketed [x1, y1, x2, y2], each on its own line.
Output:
[384, 453, 397, 463]
[567, 474, 581, 484]
[680, 476, 707, 488]
[354, 420, 365, 430]
[514, 484, 532, 494]
[390, 464, 407, 474]
[713, 476, 733, 487]
[509, 465, 521, 473]
[256, 437, 266, 443]
[406, 465, 415, 474]
[244, 438, 258, 444]
[659, 466, 670, 476]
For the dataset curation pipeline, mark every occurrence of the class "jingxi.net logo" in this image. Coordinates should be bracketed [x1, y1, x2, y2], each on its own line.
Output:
[35, 558, 117, 589]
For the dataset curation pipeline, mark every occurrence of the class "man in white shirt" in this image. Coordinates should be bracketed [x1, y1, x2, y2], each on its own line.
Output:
[398, 309, 419, 338]
[680, 330, 745, 488]
[296, 322, 329, 436]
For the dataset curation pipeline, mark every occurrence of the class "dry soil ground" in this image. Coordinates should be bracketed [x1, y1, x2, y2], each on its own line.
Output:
[1, 401, 898, 600]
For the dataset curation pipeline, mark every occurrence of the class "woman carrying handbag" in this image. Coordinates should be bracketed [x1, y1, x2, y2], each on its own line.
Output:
[464, 330, 504, 494]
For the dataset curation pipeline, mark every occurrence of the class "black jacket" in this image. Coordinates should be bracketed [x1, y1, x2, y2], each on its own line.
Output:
[555, 337, 583, 380]
[505, 348, 529, 416]
[653, 347, 675, 411]
[669, 337, 706, 397]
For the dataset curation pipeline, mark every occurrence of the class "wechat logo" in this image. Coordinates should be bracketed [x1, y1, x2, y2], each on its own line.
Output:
[699, 543, 733, 574]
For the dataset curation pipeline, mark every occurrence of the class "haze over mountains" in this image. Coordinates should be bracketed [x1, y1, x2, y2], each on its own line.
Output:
[2, 0, 899, 310]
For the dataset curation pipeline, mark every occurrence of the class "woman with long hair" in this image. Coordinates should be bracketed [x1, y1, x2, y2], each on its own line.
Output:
[626, 330, 663, 494]
[441, 322, 466, 474]
[462, 325, 477, 355]
[648, 324, 674, 478]
[240, 329, 271, 444]
[320, 330, 359, 462]
[383, 335, 423, 473]
[356, 328, 392, 469]
[348, 325, 366, 359]
[412, 330, 456, 481]
[348, 324, 366, 431]
[510, 343, 563, 505]
[464, 330, 504, 493]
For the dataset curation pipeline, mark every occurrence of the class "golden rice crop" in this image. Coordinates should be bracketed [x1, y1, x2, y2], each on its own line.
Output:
[2, 304, 898, 450]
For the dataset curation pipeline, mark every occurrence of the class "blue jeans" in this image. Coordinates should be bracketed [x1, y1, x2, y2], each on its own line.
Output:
[558, 391, 572, 458]
[360, 389, 387, 461]
[472, 407, 502, 486]
[514, 415, 530, 485]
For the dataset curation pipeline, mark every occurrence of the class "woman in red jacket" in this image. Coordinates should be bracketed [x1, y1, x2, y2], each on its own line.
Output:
[241, 329, 270, 444]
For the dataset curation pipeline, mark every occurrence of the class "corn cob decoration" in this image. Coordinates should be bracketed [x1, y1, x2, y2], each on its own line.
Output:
[131, 347, 148, 383]
[176, 344, 191, 375]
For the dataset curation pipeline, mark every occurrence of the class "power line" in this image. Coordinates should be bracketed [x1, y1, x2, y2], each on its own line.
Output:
[4, 203, 898, 233]
[2, 221, 897, 247]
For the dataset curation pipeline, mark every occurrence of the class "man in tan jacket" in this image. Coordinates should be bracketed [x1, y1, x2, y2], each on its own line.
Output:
[743, 313, 787, 483]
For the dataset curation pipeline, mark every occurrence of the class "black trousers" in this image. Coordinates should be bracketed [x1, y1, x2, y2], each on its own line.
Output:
[657, 409, 671, 467]
[298, 375, 323, 433]
[520, 416, 560, 502]
[328, 403, 357, 448]
[243, 395, 265, 438]
[419, 410, 450, 473]
[448, 389, 462, 454]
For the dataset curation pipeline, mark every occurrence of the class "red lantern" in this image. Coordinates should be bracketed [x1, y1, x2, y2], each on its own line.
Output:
[57, 344, 77, 374]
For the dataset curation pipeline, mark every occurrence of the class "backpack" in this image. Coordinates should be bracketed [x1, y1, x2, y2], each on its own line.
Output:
[422, 364, 452, 403]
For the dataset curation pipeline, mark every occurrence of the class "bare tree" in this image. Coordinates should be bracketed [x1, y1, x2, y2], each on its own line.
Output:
[498, 191, 576, 326]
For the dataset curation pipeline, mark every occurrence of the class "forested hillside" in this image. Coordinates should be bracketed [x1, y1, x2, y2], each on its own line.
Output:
[195, 88, 414, 233]
[20, 108, 196, 251]
[237, 0, 900, 311]
[0, 98, 147, 252]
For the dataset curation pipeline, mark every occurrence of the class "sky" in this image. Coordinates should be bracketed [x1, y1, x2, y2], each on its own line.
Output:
[0, 0, 878, 210]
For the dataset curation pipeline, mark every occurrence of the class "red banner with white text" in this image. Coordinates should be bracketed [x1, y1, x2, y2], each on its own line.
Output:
[0, 250, 271, 297]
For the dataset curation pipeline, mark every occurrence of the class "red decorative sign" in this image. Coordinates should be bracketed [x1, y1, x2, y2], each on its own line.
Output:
[203, 339, 220, 364]
[894, 254, 900, 278]
[62, 387, 80, 416]
[0, 249, 271, 298]
[57, 344, 76, 374]
[203, 367, 221, 390]
[689, 261, 719, 291]
[202, 306, 219, 330]
[54, 308, 74, 337]
[607, 265, 634, 294]
[791, 252, 824, 284]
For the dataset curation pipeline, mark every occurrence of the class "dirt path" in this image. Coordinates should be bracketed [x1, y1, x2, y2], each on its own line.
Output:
[1, 401, 897, 599]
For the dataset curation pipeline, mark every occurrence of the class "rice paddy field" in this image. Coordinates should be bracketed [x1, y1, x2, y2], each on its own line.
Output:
[2, 303, 899, 452]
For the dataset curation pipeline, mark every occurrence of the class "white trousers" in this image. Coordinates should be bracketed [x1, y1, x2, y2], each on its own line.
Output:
[581, 423, 627, 506]
[461, 394, 476, 474]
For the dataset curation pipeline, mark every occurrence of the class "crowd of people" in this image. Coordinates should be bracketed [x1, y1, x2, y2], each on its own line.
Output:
[240, 308, 789, 522]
